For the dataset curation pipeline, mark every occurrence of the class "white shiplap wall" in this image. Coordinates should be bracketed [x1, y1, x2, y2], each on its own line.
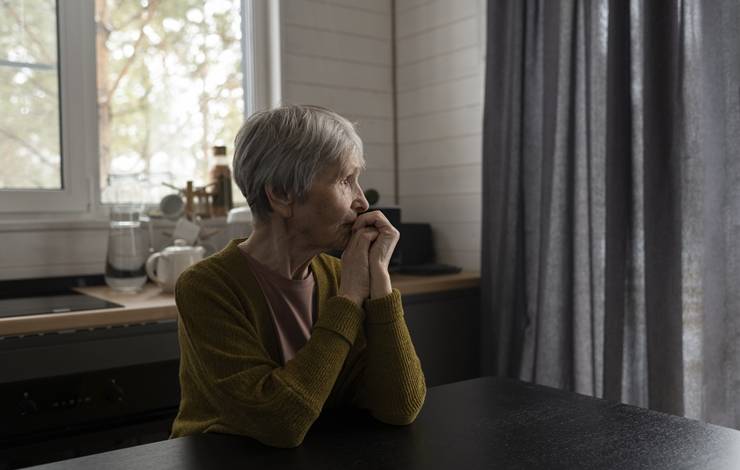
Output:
[281, 0, 396, 204]
[395, 0, 486, 271]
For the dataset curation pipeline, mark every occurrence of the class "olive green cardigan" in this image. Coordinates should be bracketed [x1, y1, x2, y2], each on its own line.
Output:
[170, 239, 426, 447]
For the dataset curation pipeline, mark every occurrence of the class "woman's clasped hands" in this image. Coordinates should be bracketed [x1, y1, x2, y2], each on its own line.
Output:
[338, 210, 399, 307]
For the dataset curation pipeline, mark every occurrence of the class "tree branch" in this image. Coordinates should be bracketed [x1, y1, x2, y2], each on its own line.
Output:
[105, 0, 161, 104]
[0, 127, 59, 170]
[110, 101, 149, 118]
[112, 7, 147, 31]
[3, 2, 55, 64]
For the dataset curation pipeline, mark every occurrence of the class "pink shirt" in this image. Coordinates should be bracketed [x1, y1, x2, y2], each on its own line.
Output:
[238, 247, 317, 364]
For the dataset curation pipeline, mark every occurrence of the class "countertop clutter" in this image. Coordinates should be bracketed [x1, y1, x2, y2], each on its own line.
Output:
[0, 273, 480, 337]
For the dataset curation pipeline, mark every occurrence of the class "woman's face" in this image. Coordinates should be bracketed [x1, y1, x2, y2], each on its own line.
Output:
[290, 155, 369, 251]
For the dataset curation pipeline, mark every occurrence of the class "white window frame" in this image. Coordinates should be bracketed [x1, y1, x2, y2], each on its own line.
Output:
[0, 1, 94, 213]
[0, 0, 281, 219]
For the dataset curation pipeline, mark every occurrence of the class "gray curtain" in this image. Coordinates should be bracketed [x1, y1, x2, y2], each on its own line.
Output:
[481, 0, 740, 428]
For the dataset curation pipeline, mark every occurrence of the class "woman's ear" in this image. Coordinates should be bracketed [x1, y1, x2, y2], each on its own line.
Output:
[265, 185, 294, 218]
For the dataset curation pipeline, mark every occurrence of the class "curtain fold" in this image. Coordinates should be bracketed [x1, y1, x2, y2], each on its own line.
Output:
[481, 0, 740, 428]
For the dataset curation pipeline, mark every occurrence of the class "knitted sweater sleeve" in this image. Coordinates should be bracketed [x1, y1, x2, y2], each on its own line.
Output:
[174, 268, 363, 448]
[349, 289, 427, 424]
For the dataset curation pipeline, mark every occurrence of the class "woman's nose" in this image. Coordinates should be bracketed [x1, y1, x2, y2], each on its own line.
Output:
[354, 186, 369, 212]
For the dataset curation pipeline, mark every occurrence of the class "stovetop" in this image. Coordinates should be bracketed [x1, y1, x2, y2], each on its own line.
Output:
[0, 275, 122, 318]
[0, 293, 122, 318]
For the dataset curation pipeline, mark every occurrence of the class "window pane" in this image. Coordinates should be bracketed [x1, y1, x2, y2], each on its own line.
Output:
[0, 0, 57, 64]
[0, 0, 62, 190]
[96, 0, 245, 205]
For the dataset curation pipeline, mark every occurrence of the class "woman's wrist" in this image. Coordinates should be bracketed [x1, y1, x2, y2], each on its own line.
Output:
[338, 292, 364, 307]
[369, 264, 392, 299]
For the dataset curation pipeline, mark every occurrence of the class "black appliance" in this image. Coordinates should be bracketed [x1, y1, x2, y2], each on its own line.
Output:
[0, 293, 122, 318]
[0, 322, 181, 469]
[0, 274, 122, 318]
[399, 223, 435, 265]
[398, 223, 461, 275]
[0, 276, 181, 469]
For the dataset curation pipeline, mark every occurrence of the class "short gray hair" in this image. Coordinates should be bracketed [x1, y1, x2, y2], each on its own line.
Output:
[233, 104, 365, 222]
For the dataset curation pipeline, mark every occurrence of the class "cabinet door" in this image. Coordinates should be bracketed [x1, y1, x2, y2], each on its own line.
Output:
[403, 288, 480, 387]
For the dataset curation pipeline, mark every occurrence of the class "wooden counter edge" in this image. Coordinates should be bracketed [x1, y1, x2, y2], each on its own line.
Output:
[0, 272, 480, 337]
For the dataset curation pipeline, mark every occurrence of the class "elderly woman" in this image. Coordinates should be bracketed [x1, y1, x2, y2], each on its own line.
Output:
[170, 105, 426, 447]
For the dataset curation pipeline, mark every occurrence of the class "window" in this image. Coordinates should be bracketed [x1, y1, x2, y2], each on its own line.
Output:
[0, 0, 61, 191]
[95, 0, 246, 205]
[0, 0, 279, 214]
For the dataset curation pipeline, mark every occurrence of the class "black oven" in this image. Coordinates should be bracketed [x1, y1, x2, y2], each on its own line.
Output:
[0, 321, 181, 469]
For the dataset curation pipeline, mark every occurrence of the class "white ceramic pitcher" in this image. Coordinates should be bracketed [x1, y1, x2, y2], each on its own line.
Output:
[145, 239, 205, 293]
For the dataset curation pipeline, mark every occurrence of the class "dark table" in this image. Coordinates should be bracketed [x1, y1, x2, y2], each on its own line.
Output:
[28, 377, 740, 469]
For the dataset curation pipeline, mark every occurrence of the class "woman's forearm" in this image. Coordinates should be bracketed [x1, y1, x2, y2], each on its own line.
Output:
[360, 290, 427, 424]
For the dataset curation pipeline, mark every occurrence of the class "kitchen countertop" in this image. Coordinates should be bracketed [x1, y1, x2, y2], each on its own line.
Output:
[0, 272, 480, 337]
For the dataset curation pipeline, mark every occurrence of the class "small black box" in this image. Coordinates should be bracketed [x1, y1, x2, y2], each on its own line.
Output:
[399, 223, 434, 265]
[398, 223, 462, 275]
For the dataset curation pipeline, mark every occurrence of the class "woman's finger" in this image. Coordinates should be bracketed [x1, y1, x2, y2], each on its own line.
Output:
[357, 227, 379, 248]
[352, 210, 393, 232]
[347, 226, 378, 251]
